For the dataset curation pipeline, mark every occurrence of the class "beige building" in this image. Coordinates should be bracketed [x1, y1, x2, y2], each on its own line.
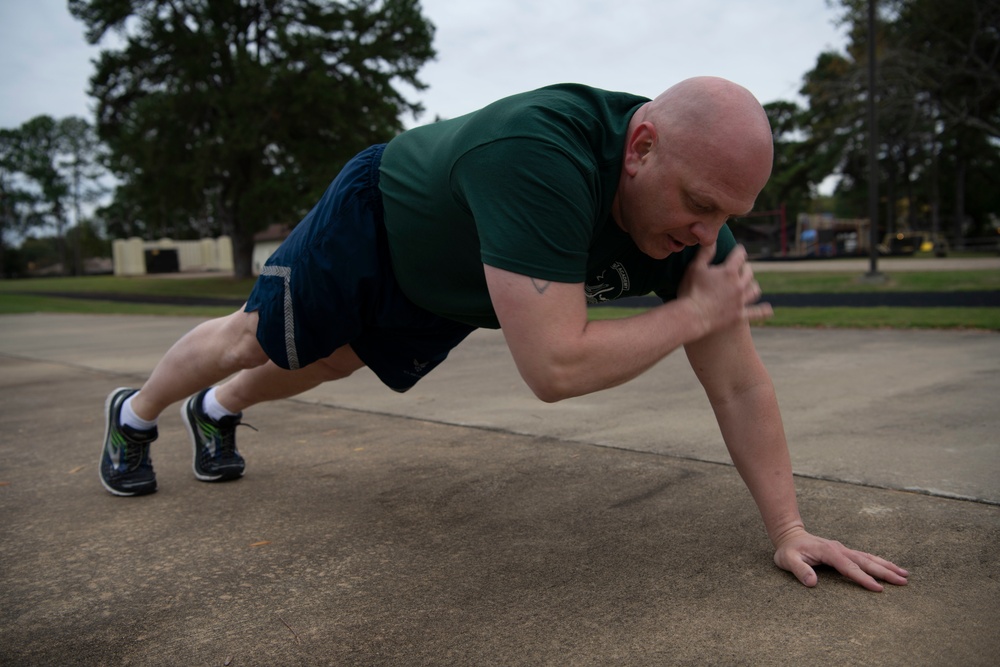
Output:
[112, 236, 234, 276]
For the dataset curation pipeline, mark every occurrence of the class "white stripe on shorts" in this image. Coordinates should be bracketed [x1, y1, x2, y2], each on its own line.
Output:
[260, 265, 299, 370]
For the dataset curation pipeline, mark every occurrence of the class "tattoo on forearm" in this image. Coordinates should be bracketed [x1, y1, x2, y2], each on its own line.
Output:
[531, 278, 551, 295]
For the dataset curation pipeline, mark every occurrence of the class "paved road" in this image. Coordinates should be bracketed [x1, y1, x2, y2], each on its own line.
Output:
[1, 314, 998, 665]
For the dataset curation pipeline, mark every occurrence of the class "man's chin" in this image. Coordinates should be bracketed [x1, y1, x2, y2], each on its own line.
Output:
[642, 247, 674, 260]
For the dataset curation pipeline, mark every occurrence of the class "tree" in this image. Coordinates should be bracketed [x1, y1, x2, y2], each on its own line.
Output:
[0, 128, 33, 277]
[890, 0, 1000, 241]
[70, 0, 437, 278]
[890, 0, 1000, 141]
[0, 115, 108, 276]
[1, 116, 70, 274]
[58, 117, 108, 274]
[802, 0, 1000, 244]
[760, 95, 851, 216]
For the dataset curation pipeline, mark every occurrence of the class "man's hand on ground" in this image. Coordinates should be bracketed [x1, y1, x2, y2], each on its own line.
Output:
[773, 527, 910, 591]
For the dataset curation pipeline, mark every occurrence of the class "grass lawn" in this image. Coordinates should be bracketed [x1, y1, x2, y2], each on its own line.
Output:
[583, 267, 1000, 331]
[0, 274, 257, 299]
[755, 270, 1000, 294]
[0, 293, 235, 318]
[588, 306, 1000, 330]
[1, 270, 998, 330]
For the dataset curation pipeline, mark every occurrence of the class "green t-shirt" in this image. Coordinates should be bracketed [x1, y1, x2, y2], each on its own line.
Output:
[379, 84, 736, 329]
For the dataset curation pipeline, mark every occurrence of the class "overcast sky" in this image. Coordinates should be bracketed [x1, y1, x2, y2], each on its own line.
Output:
[0, 0, 849, 130]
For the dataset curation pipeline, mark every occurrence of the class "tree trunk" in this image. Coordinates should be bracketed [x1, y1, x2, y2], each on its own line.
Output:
[953, 157, 967, 248]
[885, 166, 896, 240]
[56, 218, 68, 276]
[232, 230, 255, 280]
[72, 168, 83, 276]
[902, 146, 917, 231]
[930, 142, 943, 254]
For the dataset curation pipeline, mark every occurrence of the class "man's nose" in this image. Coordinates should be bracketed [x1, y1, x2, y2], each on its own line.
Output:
[689, 219, 722, 246]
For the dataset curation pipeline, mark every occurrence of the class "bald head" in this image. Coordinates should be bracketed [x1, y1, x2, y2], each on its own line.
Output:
[613, 77, 774, 258]
[646, 77, 770, 134]
[636, 76, 774, 192]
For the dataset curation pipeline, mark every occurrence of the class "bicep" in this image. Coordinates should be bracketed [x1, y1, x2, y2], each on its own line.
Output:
[484, 264, 589, 393]
[484, 263, 588, 348]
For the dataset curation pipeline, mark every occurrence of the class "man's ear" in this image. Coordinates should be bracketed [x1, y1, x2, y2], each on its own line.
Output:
[624, 121, 657, 176]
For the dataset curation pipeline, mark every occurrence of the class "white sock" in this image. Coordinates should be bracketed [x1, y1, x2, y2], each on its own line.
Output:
[121, 395, 157, 431]
[203, 387, 239, 421]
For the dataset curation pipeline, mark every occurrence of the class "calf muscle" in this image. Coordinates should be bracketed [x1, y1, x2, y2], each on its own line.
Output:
[130, 309, 268, 420]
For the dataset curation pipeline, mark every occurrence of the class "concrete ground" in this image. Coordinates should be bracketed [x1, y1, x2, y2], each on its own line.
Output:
[1, 313, 998, 666]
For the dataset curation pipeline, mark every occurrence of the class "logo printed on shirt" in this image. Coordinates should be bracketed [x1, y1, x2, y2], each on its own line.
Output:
[585, 261, 630, 304]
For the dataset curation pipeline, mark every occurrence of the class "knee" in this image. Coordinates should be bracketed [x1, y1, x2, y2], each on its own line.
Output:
[218, 310, 270, 370]
[313, 346, 365, 381]
[229, 338, 270, 370]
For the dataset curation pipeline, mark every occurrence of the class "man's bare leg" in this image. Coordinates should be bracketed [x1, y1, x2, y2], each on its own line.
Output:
[102, 308, 270, 495]
[213, 344, 366, 413]
[129, 309, 367, 420]
[176, 343, 364, 482]
[128, 308, 270, 421]
[101, 306, 367, 494]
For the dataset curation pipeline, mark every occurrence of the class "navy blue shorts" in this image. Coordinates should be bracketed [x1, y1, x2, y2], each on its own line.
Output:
[245, 144, 476, 392]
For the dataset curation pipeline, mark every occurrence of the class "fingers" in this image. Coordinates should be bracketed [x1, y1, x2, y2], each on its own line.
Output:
[851, 552, 910, 587]
[743, 269, 762, 305]
[782, 547, 884, 592]
[830, 548, 911, 591]
[683, 243, 773, 328]
[774, 548, 820, 588]
[723, 242, 748, 267]
[820, 550, 909, 591]
[724, 245, 764, 307]
[775, 535, 909, 591]
[694, 241, 718, 268]
[791, 560, 819, 588]
[831, 553, 886, 592]
[879, 556, 911, 580]
[746, 302, 773, 322]
[738, 253, 759, 298]
[735, 251, 771, 321]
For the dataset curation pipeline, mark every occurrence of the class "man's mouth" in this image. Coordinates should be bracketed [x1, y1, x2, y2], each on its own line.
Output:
[665, 235, 687, 253]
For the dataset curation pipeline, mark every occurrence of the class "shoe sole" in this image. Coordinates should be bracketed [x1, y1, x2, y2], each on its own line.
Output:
[182, 395, 244, 483]
[99, 387, 154, 497]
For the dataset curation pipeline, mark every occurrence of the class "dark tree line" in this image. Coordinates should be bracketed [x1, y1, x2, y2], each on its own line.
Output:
[756, 0, 1000, 249]
[69, 0, 436, 278]
[4, 0, 997, 277]
[0, 115, 105, 277]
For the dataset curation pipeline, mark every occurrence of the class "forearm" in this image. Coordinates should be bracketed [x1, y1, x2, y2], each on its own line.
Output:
[486, 247, 769, 403]
[485, 264, 712, 402]
[711, 379, 805, 546]
[529, 297, 708, 401]
[685, 324, 804, 546]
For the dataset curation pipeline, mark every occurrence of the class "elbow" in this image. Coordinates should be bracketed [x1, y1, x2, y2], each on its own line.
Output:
[530, 383, 570, 404]
[510, 338, 594, 403]
[521, 365, 581, 404]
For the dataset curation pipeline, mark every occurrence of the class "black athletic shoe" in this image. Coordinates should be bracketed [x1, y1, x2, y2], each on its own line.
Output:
[100, 387, 158, 496]
[182, 388, 246, 482]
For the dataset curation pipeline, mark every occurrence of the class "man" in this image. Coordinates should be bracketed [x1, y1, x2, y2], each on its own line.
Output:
[100, 77, 909, 592]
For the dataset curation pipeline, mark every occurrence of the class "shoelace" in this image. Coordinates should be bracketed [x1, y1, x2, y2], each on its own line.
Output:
[217, 421, 258, 457]
[122, 439, 150, 471]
